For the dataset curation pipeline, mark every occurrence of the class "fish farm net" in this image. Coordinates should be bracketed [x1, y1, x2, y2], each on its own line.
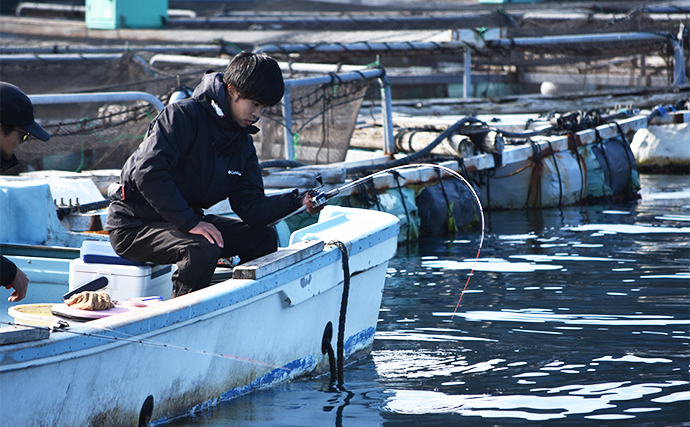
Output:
[258, 77, 370, 165]
[3, 52, 374, 173]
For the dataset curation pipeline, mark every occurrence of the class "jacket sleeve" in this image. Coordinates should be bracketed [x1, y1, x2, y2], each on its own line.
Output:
[229, 147, 303, 227]
[128, 104, 201, 233]
[1, 256, 18, 286]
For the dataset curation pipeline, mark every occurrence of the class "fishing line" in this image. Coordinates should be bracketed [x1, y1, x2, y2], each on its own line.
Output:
[332, 163, 485, 315]
[0, 320, 290, 371]
[3, 163, 482, 369]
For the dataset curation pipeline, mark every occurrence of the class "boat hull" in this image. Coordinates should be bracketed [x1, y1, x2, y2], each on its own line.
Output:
[0, 206, 399, 426]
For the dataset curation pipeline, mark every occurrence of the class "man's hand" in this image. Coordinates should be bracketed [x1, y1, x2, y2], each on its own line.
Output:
[303, 193, 326, 215]
[189, 221, 224, 248]
[4, 268, 28, 302]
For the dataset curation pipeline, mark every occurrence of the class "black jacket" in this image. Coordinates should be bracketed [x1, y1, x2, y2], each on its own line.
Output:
[1, 256, 17, 286]
[105, 71, 301, 232]
[1, 154, 19, 172]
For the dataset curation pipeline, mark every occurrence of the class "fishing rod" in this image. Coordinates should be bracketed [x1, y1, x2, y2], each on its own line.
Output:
[275, 163, 485, 312]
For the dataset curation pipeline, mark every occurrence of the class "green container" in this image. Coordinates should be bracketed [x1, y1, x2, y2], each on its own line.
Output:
[85, 0, 168, 29]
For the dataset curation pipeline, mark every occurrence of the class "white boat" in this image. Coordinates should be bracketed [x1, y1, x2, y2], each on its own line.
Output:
[0, 177, 399, 426]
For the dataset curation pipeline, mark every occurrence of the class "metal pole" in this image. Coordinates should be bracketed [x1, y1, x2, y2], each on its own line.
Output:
[672, 23, 686, 86]
[281, 86, 294, 160]
[284, 68, 384, 88]
[493, 32, 669, 47]
[378, 74, 396, 155]
[464, 46, 472, 99]
[0, 45, 226, 55]
[0, 53, 125, 62]
[257, 41, 465, 55]
[29, 92, 165, 113]
[149, 54, 369, 74]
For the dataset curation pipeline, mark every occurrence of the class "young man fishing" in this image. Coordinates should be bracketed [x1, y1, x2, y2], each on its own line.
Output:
[0, 82, 51, 302]
[105, 52, 322, 297]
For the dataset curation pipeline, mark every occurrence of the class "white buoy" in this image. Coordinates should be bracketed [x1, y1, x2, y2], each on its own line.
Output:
[631, 123, 690, 172]
[540, 81, 558, 96]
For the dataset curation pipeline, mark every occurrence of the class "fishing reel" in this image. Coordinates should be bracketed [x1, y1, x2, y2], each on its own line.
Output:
[306, 175, 330, 209]
[302, 175, 342, 210]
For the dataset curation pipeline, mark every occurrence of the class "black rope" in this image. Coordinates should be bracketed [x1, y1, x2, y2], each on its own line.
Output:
[614, 122, 635, 173]
[435, 168, 455, 235]
[457, 157, 468, 178]
[390, 170, 412, 243]
[546, 140, 564, 207]
[568, 132, 587, 201]
[526, 139, 543, 209]
[613, 122, 637, 195]
[484, 169, 492, 214]
[258, 159, 306, 169]
[321, 321, 337, 383]
[346, 116, 480, 176]
[594, 129, 614, 194]
[328, 240, 350, 386]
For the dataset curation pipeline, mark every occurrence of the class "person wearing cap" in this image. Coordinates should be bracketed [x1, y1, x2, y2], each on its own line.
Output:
[0, 81, 50, 302]
[0, 82, 50, 172]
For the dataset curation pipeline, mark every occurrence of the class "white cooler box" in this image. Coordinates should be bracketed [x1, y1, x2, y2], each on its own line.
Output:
[69, 241, 174, 301]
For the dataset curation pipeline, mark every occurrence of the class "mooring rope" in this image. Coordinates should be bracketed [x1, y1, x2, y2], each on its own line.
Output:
[328, 240, 350, 386]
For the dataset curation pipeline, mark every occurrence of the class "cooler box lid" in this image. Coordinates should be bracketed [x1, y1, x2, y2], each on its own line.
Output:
[80, 240, 146, 266]
[70, 258, 155, 278]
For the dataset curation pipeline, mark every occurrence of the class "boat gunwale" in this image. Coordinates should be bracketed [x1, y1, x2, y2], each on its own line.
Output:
[0, 213, 399, 371]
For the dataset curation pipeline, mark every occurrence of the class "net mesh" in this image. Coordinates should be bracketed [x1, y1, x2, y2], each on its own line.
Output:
[3, 52, 376, 173]
[258, 78, 370, 164]
[3, 52, 171, 173]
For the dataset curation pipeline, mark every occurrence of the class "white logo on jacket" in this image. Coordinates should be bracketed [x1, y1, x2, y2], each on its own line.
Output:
[211, 100, 224, 118]
[227, 170, 242, 176]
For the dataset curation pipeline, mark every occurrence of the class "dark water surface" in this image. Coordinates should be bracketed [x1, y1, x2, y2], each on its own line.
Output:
[169, 174, 689, 427]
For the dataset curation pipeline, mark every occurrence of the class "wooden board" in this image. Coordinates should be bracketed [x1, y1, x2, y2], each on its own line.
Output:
[232, 240, 324, 280]
[0, 325, 50, 345]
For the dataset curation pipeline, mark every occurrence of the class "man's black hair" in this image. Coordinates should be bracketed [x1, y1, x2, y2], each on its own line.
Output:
[223, 52, 284, 107]
[0, 124, 14, 136]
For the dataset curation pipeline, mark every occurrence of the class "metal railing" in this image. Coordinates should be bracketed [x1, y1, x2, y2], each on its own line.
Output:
[29, 92, 165, 113]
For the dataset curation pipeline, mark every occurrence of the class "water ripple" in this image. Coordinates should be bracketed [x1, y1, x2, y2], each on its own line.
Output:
[384, 380, 688, 421]
[434, 309, 690, 326]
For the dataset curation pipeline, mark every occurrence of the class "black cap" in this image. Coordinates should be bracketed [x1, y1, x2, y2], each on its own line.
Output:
[0, 82, 50, 141]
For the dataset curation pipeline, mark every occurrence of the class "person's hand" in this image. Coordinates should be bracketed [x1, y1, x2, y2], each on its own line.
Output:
[189, 221, 224, 248]
[302, 193, 326, 215]
[4, 267, 28, 302]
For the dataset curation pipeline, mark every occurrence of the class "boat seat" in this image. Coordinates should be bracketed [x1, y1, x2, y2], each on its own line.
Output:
[80, 240, 147, 266]
[71, 240, 173, 301]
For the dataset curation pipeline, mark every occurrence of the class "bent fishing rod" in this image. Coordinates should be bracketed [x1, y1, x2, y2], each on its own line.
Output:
[272, 162, 486, 313]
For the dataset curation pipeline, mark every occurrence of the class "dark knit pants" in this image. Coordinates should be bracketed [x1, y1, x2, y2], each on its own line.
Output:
[109, 215, 277, 297]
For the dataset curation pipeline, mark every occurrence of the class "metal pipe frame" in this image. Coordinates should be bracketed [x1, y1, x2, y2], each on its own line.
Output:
[256, 41, 466, 55]
[0, 53, 126, 62]
[0, 52, 155, 76]
[149, 54, 369, 74]
[281, 68, 394, 159]
[28, 92, 165, 113]
[0, 45, 225, 55]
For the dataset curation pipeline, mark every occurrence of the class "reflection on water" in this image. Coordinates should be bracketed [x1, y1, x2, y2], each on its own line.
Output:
[170, 175, 689, 427]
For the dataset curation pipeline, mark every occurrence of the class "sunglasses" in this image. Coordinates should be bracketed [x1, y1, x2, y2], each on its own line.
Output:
[16, 128, 30, 142]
